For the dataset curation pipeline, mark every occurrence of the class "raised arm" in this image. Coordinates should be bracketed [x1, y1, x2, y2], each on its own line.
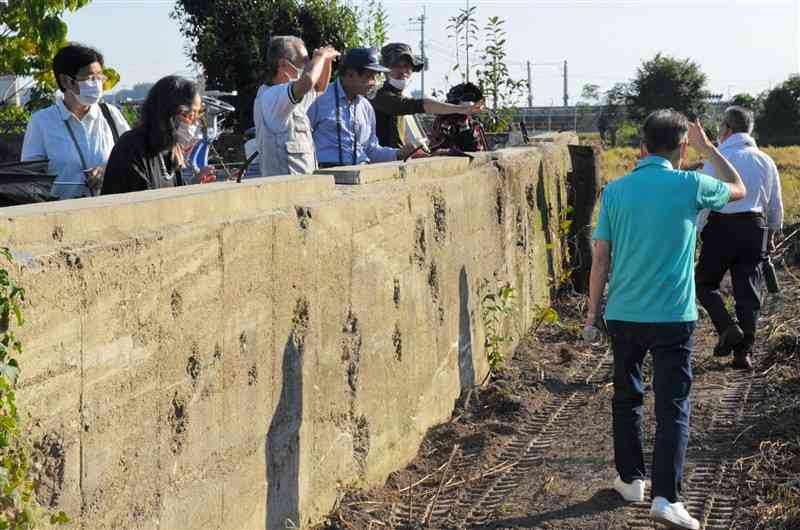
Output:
[315, 48, 338, 94]
[291, 46, 340, 101]
[688, 119, 746, 202]
[423, 98, 484, 116]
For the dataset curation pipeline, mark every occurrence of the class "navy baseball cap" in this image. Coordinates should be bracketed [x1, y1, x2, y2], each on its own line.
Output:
[342, 47, 390, 73]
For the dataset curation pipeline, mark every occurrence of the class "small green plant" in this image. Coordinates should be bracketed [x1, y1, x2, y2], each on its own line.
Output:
[0, 247, 69, 528]
[531, 304, 559, 335]
[480, 280, 517, 373]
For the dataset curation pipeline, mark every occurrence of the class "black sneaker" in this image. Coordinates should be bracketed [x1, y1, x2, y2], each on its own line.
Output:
[713, 325, 745, 357]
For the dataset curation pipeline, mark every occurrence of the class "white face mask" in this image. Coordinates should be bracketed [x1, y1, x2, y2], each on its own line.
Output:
[285, 60, 304, 82]
[74, 78, 103, 106]
[175, 120, 199, 147]
[388, 76, 411, 92]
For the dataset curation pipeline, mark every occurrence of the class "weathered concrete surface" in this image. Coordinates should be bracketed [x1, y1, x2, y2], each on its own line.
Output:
[1, 136, 575, 530]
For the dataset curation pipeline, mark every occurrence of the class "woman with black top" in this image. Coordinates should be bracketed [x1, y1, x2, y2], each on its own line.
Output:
[102, 75, 213, 195]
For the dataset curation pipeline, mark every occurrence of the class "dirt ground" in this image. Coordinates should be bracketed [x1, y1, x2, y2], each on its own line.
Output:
[321, 233, 800, 530]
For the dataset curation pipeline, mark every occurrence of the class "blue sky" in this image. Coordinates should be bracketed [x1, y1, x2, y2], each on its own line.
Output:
[64, 0, 800, 106]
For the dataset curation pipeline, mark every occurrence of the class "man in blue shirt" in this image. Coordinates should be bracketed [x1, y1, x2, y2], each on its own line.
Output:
[586, 110, 746, 529]
[308, 48, 418, 168]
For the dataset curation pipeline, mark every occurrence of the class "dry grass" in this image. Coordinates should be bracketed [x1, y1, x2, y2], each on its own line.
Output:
[601, 147, 800, 224]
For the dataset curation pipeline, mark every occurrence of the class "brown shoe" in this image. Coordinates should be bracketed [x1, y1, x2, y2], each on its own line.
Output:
[732, 352, 753, 370]
[714, 325, 745, 357]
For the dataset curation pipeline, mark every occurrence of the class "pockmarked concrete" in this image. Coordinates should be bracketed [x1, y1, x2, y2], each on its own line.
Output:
[0, 135, 578, 530]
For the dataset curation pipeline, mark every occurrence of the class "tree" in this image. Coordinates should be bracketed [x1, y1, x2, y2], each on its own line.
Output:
[0, 0, 89, 96]
[755, 76, 800, 146]
[575, 83, 601, 133]
[597, 82, 629, 147]
[446, 3, 479, 83]
[359, 0, 389, 49]
[475, 16, 526, 132]
[729, 92, 756, 109]
[475, 17, 523, 111]
[172, 0, 361, 130]
[580, 83, 600, 104]
[626, 53, 710, 122]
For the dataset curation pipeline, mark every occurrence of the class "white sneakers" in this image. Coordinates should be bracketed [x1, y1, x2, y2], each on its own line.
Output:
[613, 475, 645, 502]
[613, 477, 700, 530]
[649, 496, 700, 530]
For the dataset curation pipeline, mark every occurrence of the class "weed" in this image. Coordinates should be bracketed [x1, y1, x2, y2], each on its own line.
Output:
[0, 247, 69, 527]
[480, 281, 517, 373]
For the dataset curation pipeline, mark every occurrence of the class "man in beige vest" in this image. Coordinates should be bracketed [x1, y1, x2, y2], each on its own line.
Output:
[254, 36, 339, 176]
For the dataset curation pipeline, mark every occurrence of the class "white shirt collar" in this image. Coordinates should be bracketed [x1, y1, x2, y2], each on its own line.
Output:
[55, 94, 100, 123]
[720, 132, 756, 150]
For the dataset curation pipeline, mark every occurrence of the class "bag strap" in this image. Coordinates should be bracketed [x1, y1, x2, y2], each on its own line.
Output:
[99, 103, 120, 143]
[63, 119, 88, 171]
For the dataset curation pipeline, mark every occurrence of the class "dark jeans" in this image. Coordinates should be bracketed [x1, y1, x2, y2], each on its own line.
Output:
[607, 320, 695, 503]
[696, 213, 767, 355]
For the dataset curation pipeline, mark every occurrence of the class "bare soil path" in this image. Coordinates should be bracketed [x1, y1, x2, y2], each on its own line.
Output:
[324, 266, 800, 530]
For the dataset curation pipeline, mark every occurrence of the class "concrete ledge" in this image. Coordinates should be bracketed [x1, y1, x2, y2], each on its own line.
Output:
[315, 155, 494, 185]
[0, 173, 336, 246]
[315, 162, 402, 184]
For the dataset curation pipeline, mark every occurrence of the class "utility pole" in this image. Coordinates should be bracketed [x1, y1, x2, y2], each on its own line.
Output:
[409, 7, 427, 96]
[527, 60, 533, 107]
[563, 60, 569, 107]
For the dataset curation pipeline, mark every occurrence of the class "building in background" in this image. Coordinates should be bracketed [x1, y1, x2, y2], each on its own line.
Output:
[0, 75, 21, 107]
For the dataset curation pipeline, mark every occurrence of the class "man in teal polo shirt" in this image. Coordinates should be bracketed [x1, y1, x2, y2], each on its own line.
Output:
[586, 110, 746, 530]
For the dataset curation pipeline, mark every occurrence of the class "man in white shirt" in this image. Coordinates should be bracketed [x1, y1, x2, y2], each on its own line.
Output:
[696, 106, 784, 369]
[253, 36, 339, 177]
[22, 43, 130, 199]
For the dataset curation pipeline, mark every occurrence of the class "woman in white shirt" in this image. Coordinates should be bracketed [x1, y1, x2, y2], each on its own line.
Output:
[21, 43, 130, 199]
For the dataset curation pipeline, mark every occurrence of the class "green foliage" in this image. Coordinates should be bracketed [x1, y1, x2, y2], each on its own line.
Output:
[755, 76, 800, 146]
[480, 280, 516, 373]
[627, 53, 710, 122]
[119, 103, 140, 129]
[0, 247, 68, 528]
[730, 92, 757, 110]
[531, 304, 559, 335]
[0, 104, 30, 136]
[616, 120, 640, 147]
[172, 0, 361, 130]
[579, 83, 601, 104]
[446, 4, 479, 83]
[0, 0, 90, 90]
[475, 16, 527, 133]
[358, 0, 389, 49]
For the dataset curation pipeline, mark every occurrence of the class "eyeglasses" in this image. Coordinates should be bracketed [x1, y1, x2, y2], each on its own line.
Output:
[72, 74, 108, 83]
[177, 108, 205, 123]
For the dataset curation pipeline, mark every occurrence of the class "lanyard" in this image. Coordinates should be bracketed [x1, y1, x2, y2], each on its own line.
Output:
[334, 82, 358, 166]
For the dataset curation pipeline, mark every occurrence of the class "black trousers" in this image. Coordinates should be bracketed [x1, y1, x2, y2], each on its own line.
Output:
[695, 213, 768, 355]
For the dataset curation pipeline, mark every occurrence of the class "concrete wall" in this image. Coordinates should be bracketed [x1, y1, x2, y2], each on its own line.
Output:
[0, 137, 575, 530]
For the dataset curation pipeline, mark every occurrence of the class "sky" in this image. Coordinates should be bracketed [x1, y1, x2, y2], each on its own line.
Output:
[63, 0, 800, 106]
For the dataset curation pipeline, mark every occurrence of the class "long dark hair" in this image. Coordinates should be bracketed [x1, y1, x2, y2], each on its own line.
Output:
[140, 75, 198, 154]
